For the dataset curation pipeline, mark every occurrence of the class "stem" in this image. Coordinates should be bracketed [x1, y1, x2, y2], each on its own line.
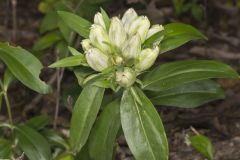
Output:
[4, 92, 13, 128]
[0, 81, 13, 128]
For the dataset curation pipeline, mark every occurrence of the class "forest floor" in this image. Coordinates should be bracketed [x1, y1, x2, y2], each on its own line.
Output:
[0, 0, 240, 159]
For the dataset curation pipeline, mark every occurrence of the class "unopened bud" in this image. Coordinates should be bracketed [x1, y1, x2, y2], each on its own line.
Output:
[135, 46, 159, 72]
[128, 16, 150, 43]
[122, 34, 141, 60]
[94, 12, 106, 29]
[115, 56, 124, 65]
[122, 8, 138, 32]
[81, 39, 92, 51]
[86, 48, 110, 72]
[89, 24, 111, 53]
[116, 67, 136, 88]
[109, 17, 127, 49]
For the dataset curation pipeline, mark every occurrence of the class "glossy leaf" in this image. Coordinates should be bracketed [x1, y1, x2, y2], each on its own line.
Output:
[0, 138, 12, 158]
[0, 43, 51, 94]
[190, 135, 214, 160]
[142, 60, 239, 92]
[88, 100, 120, 160]
[70, 85, 105, 153]
[143, 30, 165, 48]
[33, 31, 62, 51]
[49, 55, 87, 68]
[149, 80, 225, 108]
[15, 125, 52, 160]
[160, 23, 207, 53]
[120, 87, 168, 160]
[58, 11, 92, 39]
[25, 114, 49, 130]
[41, 129, 69, 149]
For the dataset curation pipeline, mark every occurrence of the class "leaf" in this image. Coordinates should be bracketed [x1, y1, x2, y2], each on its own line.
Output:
[148, 80, 225, 108]
[70, 85, 105, 153]
[0, 43, 51, 94]
[58, 18, 72, 43]
[25, 114, 49, 130]
[3, 69, 14, 91]
[49, 55, 87, 68]
[100, 8, 110, 31]
[56, 153, 75, 160]
[58, 11, 92, 39]
[0, 92, 3, 111]
[160, 23, 207, 53]
[74, 67, 95, 86]
[68, 46, 83, 56]
[88, 100, 120, 160]
[33, 31, 62, 51]
[41, 129, 69, 149]
[142, 60, 239, 92]
[120, 87, 168, 160]
[143, 30, 165, 48]
[40, 11, 58, 33]
[15, 125, 52, 160]
[0, 138, 12, 158]
[190, 135, 214, 160]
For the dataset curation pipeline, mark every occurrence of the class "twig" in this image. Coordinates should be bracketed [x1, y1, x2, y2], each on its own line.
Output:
[190, 126, 200, 135]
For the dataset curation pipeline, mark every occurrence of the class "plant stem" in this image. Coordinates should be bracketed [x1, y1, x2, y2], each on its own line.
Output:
[4, 92, 13, 128]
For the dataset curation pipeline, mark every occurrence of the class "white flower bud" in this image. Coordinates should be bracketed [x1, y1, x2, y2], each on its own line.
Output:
[86, 48, 110, 72]
[122, 34, 141, 60]
[135, 46, 159, 72]
[116, 67, 136, 88]
[89, 24, 111, 53]
[81, 39, 92, 51]
[128, 16, 150, 43]
[147, 24, 164, 39]
[109, 17, 127, 49]
[115, 56, 124, 65]
[94, 12, 106, 29]
[122, 8, 138, 32]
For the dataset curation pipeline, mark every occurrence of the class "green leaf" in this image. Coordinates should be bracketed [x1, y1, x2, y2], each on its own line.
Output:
[160, 23, 207, 53]
[143, 30, 165, 48]
[74, 67, 95, 86]
[40, 11, 58, 33]
[3, 69, 14, 91]
[58, 11, 92, 39]
[88, 100, 120, 160]
[190, 135, 214, 160]
[120, 87, 168, 160]
[41, 129, 69, 149]
[0, 43, 51, 94]
[15, 125, 52, 160]
[142, 60, 239, 92]
[0, 92, 3, 111]
[33, 31, 62, 51]
[25, 114, 49, 130]
[49, 55, 87, 68]
[58, 18, 72, 43]
[100, 8, 110, 31]
[0, 138, 12, 158]
[68, 46, 83, 56]
[70, 85, 105, 153]
[148, 80, 225, 108]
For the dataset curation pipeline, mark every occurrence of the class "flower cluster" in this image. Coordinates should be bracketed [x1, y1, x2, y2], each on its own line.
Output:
[81, 8, 164, 88]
